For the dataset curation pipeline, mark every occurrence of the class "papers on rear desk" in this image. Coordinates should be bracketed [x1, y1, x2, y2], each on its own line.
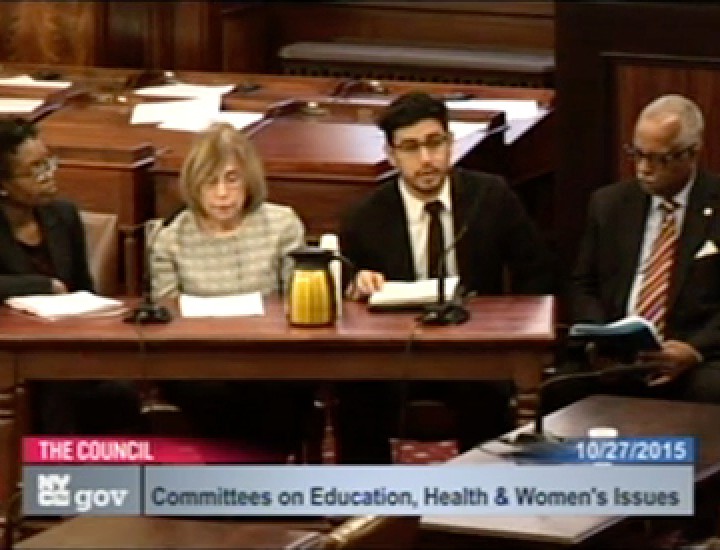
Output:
[5, 291, 125, 320]
[0, 75, 73, 89]
[130, 96, 263, 133]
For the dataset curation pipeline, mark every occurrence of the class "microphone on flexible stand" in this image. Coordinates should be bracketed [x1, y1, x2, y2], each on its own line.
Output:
[504, 362, 659, 446]
[124, 220, 172, 325]
[420, 222, 471, 326]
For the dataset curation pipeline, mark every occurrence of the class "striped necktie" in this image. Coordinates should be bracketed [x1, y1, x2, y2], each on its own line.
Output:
[634, 200, 679, 338]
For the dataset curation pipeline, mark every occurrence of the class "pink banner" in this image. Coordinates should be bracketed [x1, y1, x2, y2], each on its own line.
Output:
[23, 437, 286, 464]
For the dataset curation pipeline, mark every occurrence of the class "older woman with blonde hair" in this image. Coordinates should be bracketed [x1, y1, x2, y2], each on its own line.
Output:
[152, 122, 304, 299]
[151, 123, 311, 456]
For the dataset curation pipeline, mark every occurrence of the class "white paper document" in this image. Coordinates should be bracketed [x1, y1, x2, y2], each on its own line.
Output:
[133, 82, 235, 99]
[0, 98, 44, 114]
[5, 291, 126, 320]
[158, 110, 264, 132]
[0, 75, 73, 89]
[448, 121, 488, 140]
[368, 276, 459, 310]
[179, 292, 265, 318]
[129, 97, 221, 125]
[445, 99, 540, 121]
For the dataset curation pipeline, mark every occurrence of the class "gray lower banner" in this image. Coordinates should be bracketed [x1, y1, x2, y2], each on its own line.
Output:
[23, 466, 142, 516]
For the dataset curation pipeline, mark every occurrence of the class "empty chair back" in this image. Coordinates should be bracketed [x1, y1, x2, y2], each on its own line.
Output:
[80, 210, 119, 296]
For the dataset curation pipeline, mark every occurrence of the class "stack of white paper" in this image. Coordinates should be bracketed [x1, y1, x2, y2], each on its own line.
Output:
[6, 291, 126, 320]
[368, 276, 459, 310]
[130, 97, 221, 125]
[158, 110, 264, 132]
[448, 121, 489, 140]
[0, 75, 73, 89]
[0, 98, 44, 114]
[179, 292, 264, 318]
[133, 82, 235, 99]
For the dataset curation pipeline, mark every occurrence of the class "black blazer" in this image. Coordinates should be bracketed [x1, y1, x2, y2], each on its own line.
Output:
[339, 167, 553, 295]
[571, 171, 720, 359]
[0, 199, 93, 300]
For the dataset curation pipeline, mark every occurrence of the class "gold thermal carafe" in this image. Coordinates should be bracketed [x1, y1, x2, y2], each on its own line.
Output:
[286, 246, 338, 327]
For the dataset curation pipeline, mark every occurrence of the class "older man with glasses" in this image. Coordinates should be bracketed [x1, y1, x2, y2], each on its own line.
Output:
[545, 94, 720, 412]
[335, 92, 554, 464]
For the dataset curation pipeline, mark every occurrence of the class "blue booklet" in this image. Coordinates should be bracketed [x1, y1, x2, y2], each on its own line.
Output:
[568, 316, 662, 361]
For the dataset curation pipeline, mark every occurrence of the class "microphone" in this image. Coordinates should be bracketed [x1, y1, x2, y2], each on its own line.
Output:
[420, 217, 472, 326]
[504, 362, 659, 446]
[124, 219, 173, 325]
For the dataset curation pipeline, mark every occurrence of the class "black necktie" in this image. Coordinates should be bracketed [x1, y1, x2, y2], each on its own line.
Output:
[425, 200, 445, 278]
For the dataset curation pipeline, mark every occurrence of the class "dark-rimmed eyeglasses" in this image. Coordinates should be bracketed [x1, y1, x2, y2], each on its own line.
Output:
[16, 156, 59, 182]
[623, 144, 697, 166]
[392, 133, 451, 154]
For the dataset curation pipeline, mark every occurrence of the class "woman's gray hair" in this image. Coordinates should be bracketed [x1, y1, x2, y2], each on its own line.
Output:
[179, 122, 267, 215]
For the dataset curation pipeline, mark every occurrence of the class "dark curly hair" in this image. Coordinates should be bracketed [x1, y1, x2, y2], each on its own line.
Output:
[376, 91, 448, 145]
[0, 117, 38, 182]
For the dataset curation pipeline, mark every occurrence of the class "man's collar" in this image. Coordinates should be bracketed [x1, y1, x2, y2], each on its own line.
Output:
[650, 170, 696, 211]
[397, 177, 452, 221]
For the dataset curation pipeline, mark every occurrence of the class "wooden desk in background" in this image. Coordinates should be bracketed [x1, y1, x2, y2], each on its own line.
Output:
[0, 64, 554, 230]
[421, 395, 720, 548]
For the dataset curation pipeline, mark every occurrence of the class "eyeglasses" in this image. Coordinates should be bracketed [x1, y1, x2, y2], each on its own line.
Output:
[392, 133, 451, 154]
[203, 177, 244, 191]
[623, 144, 697, 166]
[16, 156, 59, 182]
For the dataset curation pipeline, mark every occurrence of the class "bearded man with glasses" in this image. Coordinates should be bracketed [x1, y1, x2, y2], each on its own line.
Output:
[336, 92, 554, 464]
[545, 94, 720, 413]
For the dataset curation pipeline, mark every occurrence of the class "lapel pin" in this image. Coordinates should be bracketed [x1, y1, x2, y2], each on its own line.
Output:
[704, 207, 713, 217]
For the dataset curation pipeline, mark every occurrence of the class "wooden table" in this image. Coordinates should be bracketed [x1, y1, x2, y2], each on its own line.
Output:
[421, 395, 720, 548]
[0, 295, 554, 529]
[0, 295, 553, 389]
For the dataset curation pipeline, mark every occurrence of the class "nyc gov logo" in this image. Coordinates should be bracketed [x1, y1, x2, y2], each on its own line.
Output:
[36, 473, 129, 513]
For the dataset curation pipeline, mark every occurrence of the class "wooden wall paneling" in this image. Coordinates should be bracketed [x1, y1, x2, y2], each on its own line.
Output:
[103, 1, 161, 68]
[172, 2, 224, 71]
[102, 1, 221, 70]
[265, 2, 555, 73]
[0, 1, 103, 66]
[609, 56, 720, 182]
[222, 3, 271, 73]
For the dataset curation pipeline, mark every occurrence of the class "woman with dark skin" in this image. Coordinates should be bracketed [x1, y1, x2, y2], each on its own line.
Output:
[0, 118, 142, 434]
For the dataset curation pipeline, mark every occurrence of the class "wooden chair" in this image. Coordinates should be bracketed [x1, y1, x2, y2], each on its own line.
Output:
[79, 210, 119, 297]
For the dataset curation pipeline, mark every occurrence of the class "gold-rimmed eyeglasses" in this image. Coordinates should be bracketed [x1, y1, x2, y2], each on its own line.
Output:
[392, 133, 452, 154]
[623, 144, 697, 166]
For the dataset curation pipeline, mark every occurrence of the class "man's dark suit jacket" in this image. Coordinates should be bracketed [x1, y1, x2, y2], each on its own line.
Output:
[571, 171, 720, 361]
[0, 199, 93, 300]
[340, 167, 553, 295]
